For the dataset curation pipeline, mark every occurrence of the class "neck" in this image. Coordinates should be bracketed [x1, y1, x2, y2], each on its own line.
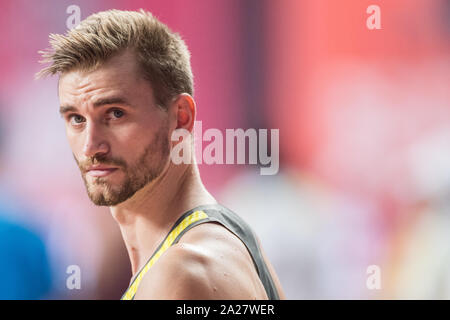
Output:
[109, 161, 217, 277]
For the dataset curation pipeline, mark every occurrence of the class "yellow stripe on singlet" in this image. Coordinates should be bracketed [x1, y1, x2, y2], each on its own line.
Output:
[121, 210, 209, 300]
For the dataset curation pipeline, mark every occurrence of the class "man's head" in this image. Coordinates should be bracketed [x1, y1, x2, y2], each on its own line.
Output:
[37, 9, 196, 206]
[37, 9, 193, 107]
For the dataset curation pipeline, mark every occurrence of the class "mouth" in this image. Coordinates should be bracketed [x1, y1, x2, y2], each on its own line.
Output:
[85, 167, 119, 177]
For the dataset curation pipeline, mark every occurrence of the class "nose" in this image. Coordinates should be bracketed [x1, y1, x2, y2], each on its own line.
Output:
[82, 122, 110, 158]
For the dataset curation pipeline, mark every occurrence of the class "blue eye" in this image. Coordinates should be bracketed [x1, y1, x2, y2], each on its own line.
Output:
[69, 114, 85, 125]
[112, 109, 124, 118]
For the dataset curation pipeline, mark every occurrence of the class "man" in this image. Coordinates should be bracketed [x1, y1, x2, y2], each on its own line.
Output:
[37, 9, 284, 300]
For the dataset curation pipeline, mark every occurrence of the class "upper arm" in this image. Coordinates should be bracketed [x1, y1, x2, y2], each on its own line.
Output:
[133, 243, 222, 300]
[133, 241, 264, 300]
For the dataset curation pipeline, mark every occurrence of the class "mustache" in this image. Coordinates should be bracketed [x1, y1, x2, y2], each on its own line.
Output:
[73, 153, 127, 172]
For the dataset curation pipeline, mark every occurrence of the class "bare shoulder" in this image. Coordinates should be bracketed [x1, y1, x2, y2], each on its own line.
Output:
[133, 222, 269, 300]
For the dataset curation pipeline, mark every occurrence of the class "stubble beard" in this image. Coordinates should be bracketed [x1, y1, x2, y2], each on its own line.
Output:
[76, 124, 170, 206]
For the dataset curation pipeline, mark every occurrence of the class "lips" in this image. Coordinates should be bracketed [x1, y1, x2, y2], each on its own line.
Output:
[86, 166, 118, 177]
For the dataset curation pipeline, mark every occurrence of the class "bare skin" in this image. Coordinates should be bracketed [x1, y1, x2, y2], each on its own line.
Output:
[58, 49, 285, 299]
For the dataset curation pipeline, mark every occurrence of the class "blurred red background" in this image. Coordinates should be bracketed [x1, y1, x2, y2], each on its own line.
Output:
[0, 0, 449, 299]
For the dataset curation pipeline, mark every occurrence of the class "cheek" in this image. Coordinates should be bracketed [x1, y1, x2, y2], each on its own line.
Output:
[117, 120, 158, 145]
[66, 128, 83, 156]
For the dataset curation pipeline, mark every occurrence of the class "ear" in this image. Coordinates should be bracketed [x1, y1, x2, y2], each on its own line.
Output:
[173, 93, 196, 133]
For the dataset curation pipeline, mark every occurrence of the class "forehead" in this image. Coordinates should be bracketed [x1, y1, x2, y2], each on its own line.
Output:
[58, 50, 144, 102]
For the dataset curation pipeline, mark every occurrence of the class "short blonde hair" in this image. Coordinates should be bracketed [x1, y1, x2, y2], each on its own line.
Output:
[37, 9, 193, 108]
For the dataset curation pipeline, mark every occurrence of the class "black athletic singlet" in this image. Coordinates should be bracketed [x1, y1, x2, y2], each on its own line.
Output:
[120, 203, 280, 300]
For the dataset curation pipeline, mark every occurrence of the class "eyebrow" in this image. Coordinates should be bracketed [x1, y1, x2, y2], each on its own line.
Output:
[59, 97, 130, 116]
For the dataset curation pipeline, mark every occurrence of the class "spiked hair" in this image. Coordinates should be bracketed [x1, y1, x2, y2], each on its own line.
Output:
[37, 9, 193, 108]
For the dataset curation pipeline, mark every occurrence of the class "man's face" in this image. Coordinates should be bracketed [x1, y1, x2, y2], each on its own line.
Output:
[58, 50, 171, 206]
